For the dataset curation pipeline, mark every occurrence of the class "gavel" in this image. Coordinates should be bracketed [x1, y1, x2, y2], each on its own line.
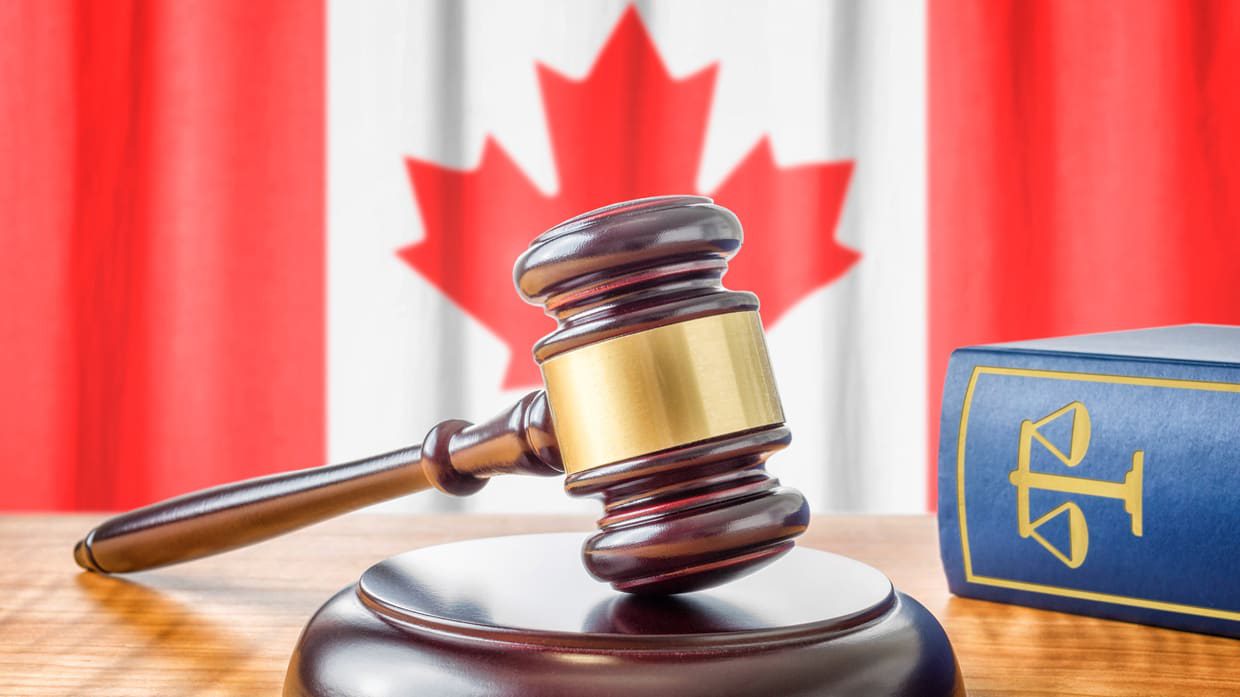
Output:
[74, 195, 810, 594]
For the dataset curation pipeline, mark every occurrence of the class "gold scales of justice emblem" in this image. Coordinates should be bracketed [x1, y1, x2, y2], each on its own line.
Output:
[1008, 401, 1144, 568]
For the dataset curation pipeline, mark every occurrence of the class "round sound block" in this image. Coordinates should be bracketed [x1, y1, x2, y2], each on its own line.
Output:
[284, 533, 963, 696]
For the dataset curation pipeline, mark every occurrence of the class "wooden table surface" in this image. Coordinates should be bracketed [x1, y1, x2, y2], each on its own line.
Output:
[0, 514, 1235, 696]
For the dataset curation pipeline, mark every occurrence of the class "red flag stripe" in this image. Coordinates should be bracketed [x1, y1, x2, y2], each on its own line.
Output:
[929, 0, 1240, 509]
[0, 0, 325, 510]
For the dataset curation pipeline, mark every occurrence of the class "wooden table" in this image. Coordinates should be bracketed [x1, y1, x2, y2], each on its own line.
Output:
[0, 514, 1235, 696]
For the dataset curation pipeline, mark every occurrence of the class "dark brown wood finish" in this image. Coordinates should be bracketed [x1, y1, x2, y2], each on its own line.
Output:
[284, 533, 964, 697]
[564, 427, 805, 594]
[515, 196, 760, 361]
[74, 391, 560, 574]
[515, 195, 809, 594]
[74, 195, 807, 596]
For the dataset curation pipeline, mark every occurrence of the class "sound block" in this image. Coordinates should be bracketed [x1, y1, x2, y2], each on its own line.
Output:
[284, 533, 964, 696]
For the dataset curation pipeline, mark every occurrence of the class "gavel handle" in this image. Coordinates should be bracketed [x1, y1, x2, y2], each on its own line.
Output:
[74, 446, 431, 573]
[74, 391, 560, 574]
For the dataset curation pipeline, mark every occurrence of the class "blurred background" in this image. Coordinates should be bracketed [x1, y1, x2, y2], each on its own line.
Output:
[2, 0, 1238, 516]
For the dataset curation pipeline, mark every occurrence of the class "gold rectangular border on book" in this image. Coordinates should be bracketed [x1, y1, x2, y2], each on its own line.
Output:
[957, 365, 1240, 622]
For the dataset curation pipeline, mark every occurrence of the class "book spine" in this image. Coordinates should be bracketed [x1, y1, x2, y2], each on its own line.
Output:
[937, 347, 1240, 638]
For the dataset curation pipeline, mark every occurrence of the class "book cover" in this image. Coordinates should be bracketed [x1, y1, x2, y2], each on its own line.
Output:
[937, 324, 1240, 637]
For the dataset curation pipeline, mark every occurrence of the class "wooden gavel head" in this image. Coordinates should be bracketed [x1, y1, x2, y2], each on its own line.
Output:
[514, 195, 810, 594]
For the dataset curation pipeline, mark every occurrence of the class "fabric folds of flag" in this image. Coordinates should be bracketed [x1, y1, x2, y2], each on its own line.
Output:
[2, 1, 1238, 515]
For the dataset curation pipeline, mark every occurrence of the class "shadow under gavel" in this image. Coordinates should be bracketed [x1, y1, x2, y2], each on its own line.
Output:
[75, 195, 810, 595]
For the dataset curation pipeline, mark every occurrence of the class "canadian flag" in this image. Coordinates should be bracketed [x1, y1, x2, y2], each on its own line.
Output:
[3, 1, 1238, 514]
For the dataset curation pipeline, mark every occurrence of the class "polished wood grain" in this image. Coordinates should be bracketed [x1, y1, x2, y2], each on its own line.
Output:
[72, 196, 809, 595]
[1, 514, 1235, 696]
[288, 533, 960, 696]
[74, 391, 559, 575]
[519, 194, 811, 593]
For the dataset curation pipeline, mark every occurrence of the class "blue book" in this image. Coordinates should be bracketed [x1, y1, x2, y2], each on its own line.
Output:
[937, 324, 1240, 637]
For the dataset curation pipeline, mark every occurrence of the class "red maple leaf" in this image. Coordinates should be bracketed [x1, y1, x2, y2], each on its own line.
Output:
[400, 7, 858, 388]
